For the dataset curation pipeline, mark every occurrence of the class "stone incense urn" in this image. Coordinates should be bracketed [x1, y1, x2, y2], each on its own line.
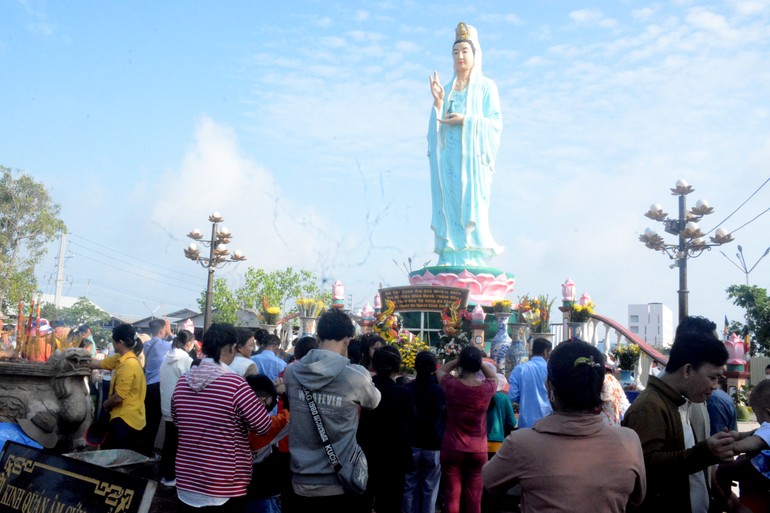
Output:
[0, 348, 93, 452]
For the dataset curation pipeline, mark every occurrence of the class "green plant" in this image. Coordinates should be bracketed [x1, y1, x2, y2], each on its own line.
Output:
[531, 294, 556, 333]
[569, 301, 595, 323]
[732, 383, 753, 407]
[610, 344, 640, 371]
[491, 299, 512, 313]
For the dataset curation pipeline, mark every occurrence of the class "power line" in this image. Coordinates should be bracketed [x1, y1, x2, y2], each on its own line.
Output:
[85, 283, 197, 313]
[69, 232, 200, 280]
[68, 240, 200, 283]
[727, 206, 770, 235]
[68, 250, 202, 293]
[706, 176, 770, 235]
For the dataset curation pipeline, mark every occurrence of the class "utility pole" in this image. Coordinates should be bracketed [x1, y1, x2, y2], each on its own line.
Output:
[54, 233, 67, 309]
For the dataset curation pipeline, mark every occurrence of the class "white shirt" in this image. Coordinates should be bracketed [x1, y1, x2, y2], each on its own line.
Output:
[678, 400, 709, 513]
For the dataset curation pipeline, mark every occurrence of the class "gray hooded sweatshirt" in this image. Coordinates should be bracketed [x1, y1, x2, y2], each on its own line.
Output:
[284, 348, 381, 491]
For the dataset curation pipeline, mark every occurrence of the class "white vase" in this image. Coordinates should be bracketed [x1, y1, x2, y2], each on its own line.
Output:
[260, 324, 278, 335]
[299, 316, 317, 337]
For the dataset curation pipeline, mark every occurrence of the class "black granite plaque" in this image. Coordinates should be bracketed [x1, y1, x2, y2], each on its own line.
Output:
[0, 441, 156, 513]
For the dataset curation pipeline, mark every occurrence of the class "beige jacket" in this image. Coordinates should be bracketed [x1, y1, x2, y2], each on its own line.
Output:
[483, 412, 646, 513]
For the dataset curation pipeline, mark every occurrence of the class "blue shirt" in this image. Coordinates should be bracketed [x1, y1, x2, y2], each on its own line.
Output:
[507, 356, 552, 428]
[0, 423, 43, 449]
[143, 336, 171, 385]
[251, 349, 287, 382]
[706, 388, 737, 435]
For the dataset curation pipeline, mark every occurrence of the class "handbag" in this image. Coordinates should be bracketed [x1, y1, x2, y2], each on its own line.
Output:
[301, 385, 368, 494]
[84, 411, 109, 447]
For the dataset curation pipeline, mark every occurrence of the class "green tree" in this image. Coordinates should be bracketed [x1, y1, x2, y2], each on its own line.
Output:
[234, 267, 327, 321]
[197, 278, 238, 325]
[38, 297, 113, 348]
[726, 284, 770, 356]
[0, 167, 66, 312]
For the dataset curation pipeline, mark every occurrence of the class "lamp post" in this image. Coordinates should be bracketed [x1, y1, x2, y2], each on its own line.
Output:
[720, 245, 770, 355]
[720, 245, 770, 286]
[640, 179, 734, 323]
[184, 212, 246, 333]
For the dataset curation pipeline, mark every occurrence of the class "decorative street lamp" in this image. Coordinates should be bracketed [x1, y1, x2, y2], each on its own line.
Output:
[639, 179, 734, 323]
[184, 212, 246, 333]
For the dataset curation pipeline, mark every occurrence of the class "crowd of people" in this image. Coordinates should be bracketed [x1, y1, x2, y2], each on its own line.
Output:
[2, 310, 769, 513]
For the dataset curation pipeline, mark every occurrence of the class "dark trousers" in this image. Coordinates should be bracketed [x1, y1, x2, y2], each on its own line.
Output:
[102, 417, 142, 452]
[97, 379, 111, 420]
[159, 420, 178, 480]
[140, 382, 162, 456]
[283, 489, 364, 513]
[366, 462, 406, 513]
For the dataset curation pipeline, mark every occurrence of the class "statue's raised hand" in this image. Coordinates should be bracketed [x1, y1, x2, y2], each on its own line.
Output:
[430, 71, 444, 108]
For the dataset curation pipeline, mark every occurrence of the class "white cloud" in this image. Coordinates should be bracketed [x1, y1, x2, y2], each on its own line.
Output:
[632, 7, 657, 21]
[347, 30, 386, 42]
[523, 55, 547, 67]
[314, 16, 331, 28]
[569, 8, 618, 30]
[478, 12, 524, 25]
[570, 9, 603, 23]
[149, 117, 334, 276]
[321, 36, 347, 48]
[686, 8, 739, 39]
[730, 0, 770, 15]
[395, 40, 420, 53]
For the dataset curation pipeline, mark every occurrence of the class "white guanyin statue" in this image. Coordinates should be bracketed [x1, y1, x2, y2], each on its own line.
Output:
[428, 22, 503, 267]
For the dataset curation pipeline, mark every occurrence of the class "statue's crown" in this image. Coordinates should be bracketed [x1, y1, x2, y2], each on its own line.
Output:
[455, 22, 470, 41]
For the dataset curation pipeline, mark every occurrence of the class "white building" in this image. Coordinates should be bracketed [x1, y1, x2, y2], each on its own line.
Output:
[628, 303, 674, 347]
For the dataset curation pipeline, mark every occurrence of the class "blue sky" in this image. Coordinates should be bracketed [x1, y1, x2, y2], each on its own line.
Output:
[1, 0, 769, 331]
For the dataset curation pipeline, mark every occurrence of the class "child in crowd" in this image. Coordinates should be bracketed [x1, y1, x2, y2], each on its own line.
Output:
[482, 373, 517, 513]
[716, 379, 770, 513]
[245, 375, 291, 513]
[486, 373, 516, 460]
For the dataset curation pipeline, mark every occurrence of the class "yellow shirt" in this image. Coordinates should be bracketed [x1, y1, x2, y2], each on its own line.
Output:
[100, 351, 147, 430]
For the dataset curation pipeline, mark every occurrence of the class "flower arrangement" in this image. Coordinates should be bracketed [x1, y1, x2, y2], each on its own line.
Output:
[610, 344, 640, 371]
[569, 301, 596, 323]
[296, 297, 325, 318]
[373, 299, 401, 343]
[437, 300, 472, 361]
[515, 295, 537, 316]
[527, 294, 556, 333]
[491, 299, 513, 313]
[393, 330, 430, 374]
[261, 296, 281, 324]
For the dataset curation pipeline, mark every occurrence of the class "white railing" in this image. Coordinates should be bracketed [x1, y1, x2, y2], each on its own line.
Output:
[548, 314, 668, 388]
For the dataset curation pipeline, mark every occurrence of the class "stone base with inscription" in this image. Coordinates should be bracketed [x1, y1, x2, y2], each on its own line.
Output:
[408, 265, 515, 306]
[379, 285, 470, 312]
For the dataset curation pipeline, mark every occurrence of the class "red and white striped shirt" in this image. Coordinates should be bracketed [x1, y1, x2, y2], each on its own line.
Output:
[172, 360, 271, 498]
